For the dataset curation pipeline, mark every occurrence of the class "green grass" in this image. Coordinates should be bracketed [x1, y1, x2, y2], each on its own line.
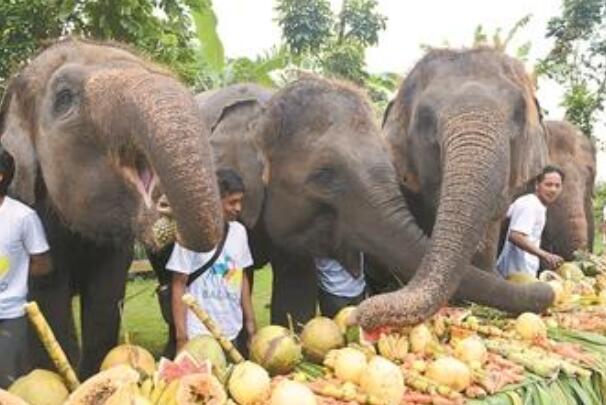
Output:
[73, 267, 273, 357]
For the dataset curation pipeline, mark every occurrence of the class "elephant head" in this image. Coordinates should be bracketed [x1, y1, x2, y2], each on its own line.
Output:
[371, 49, 549, 326]
[251, 76, 552, 328]
[542, 120, 596, 259]
[0, 39, 223, 251]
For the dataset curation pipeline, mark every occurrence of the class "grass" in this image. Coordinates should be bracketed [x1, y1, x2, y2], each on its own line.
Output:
[73, 266, 273, 357]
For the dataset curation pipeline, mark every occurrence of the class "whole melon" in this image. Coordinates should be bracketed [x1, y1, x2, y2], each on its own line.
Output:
[228, 361, 271, 405]
[181, 335, 228, 382]
[250, 326, 302, 375]
[9, 369, 68, 405]
[100, 344, 156, 376]
[301, 317, 344, 363]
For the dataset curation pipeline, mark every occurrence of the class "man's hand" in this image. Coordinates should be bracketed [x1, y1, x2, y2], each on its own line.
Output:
[30, 252, 52, 276]
[541, 252, 564, 270]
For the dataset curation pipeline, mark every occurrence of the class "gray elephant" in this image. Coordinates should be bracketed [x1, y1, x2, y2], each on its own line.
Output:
[372, 48, 552, 327]
[170, 77, 553, 333]
[0, 39, 223, 377]
[541, 120, 596, 259]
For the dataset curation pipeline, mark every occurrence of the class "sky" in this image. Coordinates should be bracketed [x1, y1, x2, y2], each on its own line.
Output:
[213, 0, 606, 181]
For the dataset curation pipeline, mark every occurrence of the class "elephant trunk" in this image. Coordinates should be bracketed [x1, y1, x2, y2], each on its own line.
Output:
[86, 68, 223, 251]
[357, 108, 511, 328]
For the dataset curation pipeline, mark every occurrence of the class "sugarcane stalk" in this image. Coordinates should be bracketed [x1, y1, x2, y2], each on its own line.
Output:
[310, 382, 385, 405]
[24, 302, 80, 391]
[181, 293, 244, 363]
[485, 340, 561, 378]
[443, 318, 516, 338]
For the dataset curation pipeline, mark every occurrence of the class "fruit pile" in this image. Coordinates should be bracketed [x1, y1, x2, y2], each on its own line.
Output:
[5, 257, 606, 404]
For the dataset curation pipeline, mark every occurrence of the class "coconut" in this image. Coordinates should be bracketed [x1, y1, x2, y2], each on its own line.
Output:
[409, 323, 433, 354]
[359, 356, 404, 405]
[0, 389, 28, 405]
[301, 317, 344, 363]
[515, 312, 547, 340]
[332, 348, 367, 384]
[270, 380, 317, 405]
[333, 306, 357, 334]
[8, 369, 69, 405]
[181, 335, 228, 381]
[100, 344, 156, 376]
[454, 336, 487, 366]
[425, 357, 471, 392]
[250, 326, 302, 375]
[228, 361, 271, 405]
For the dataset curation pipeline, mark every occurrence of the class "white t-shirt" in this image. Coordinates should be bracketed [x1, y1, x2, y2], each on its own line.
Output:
[0, 197, 49, 319]
[315, 256, 366, 298]
[166, 221, 253, 340]
[497, 193, 546, 277]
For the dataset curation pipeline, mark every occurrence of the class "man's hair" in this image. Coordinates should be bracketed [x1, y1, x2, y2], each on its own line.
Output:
[216, 168, 245, 197]
[0, 149, 15, 195]
[537, 165, 565, 184]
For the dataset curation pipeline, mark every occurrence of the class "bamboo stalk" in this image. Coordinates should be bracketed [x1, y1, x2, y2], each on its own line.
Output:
[24, 302, 80, 391]
[181, 293, 244, 363]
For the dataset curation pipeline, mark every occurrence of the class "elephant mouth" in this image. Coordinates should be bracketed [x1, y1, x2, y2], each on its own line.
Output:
[118, 149, 160, 210]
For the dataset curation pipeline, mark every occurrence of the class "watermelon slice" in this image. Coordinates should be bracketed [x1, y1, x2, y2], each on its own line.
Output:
[155, 351, 212, 383]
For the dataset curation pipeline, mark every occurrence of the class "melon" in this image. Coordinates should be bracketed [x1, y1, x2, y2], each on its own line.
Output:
[65, 365, 140, 405]
[228, 361, 271, 405]
[9, 369, 68, 405]
[515, 312, 547, 340]
[300, 317, 344, 363]
[101, 344, 156, 376]
[359, 356, 404, 405]
[176, 373, 227, 405]
[425, 357, 471, 392]
[181, 335, 228, 382]
[270, 380, 316, 405]
[157, 352, 211, 383]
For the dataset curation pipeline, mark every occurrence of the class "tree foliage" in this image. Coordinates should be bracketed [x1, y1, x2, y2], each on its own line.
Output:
[537, 0, 606, 136]
[472, 14, 533, 62]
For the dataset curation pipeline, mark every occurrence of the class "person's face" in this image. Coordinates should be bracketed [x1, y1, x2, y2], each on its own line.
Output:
[221, 192, 244, 221]
[536, 172, 563, 205]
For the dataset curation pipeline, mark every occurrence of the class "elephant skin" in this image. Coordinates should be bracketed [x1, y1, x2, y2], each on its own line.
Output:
[542, 120, 596, 259]
[182, 76, 553, 332]
[0, 39, 222, 377]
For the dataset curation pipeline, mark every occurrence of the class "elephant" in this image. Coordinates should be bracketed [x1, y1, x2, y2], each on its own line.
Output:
[374, 48, 551, 327]
[166, 76, 553, 334]
[0, 39, 223, 377]
[541, 120, 596, 259]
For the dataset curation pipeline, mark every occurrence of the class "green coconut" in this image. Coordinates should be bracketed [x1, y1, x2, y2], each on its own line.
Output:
[181, 335, 228, 382]
[250, 325, 302, 375]
[9, 369, 68, 405]
[301, 317, 345, 363]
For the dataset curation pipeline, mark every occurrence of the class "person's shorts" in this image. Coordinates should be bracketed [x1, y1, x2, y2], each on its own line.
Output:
[0, 316, 31, 388]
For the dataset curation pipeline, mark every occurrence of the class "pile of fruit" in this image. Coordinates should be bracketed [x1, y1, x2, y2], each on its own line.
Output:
[4, 256, 606, 405]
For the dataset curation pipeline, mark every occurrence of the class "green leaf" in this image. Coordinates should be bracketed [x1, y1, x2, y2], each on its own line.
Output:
[191, 0, 225, 74]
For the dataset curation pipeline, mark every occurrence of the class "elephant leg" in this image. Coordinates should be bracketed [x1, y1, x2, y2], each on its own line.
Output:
[270, 248, 317, 329]
[78, 242, 132, 378]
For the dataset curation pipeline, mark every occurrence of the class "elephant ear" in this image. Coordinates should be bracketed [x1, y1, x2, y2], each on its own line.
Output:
[0, 76, 40, 205]
[196, 84, 273, 229]
[507, 63, 549, 196]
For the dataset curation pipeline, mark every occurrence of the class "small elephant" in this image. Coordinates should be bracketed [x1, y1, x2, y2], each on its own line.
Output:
[379, 48, 550, 325]
[0, 39, 223, 377]
[184, 77, 553, 331]
[542, 120, 596, 259]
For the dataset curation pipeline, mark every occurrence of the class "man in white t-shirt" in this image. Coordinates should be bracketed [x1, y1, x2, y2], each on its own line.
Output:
[315, 254, 366, 318]
[168, 169, 255, 355]
[497, 166, 565, 278]
[0, 150, 51, 388]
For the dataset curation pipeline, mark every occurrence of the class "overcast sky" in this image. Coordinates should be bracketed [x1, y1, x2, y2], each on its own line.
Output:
[213, 0, 605, 181]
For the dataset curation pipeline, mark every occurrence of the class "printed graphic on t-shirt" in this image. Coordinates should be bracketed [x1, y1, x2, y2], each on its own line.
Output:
[200, 253, 243, 302]
[0, 255, 10, 292]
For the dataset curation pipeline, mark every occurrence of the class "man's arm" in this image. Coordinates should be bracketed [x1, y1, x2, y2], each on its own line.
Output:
[171, 272, 189, 352]
[29, 252, 52, 276]
[508, 231, 563, 269]
[241, 268, 256, 345]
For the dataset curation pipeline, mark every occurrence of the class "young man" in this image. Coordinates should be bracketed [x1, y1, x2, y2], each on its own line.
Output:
[168, 169, 255, 355]
[497, 165, 565, 278]
[0, 150, 51, 388]
[315, 254, 366, 318]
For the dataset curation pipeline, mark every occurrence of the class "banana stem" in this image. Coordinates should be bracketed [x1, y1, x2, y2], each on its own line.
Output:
[24, 302, 80, 391]
[182, 294, 244, 363]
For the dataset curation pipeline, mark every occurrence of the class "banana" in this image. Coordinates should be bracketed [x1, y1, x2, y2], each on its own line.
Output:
[156, 380, 179, 405]
[149, 379, 167, 404]
[139, 377, 154, 399]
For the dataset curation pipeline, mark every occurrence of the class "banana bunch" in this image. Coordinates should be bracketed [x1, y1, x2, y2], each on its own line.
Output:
[377, 333, 410, 363]
[121, 377, 179, 405]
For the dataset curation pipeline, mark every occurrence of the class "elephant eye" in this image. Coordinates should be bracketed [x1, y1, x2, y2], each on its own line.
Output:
[53, 88, 74, 116]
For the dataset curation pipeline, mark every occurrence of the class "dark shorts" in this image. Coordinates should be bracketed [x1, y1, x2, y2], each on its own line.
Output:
[318, 289, 366, 318]
[0, 316, 31, 389]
